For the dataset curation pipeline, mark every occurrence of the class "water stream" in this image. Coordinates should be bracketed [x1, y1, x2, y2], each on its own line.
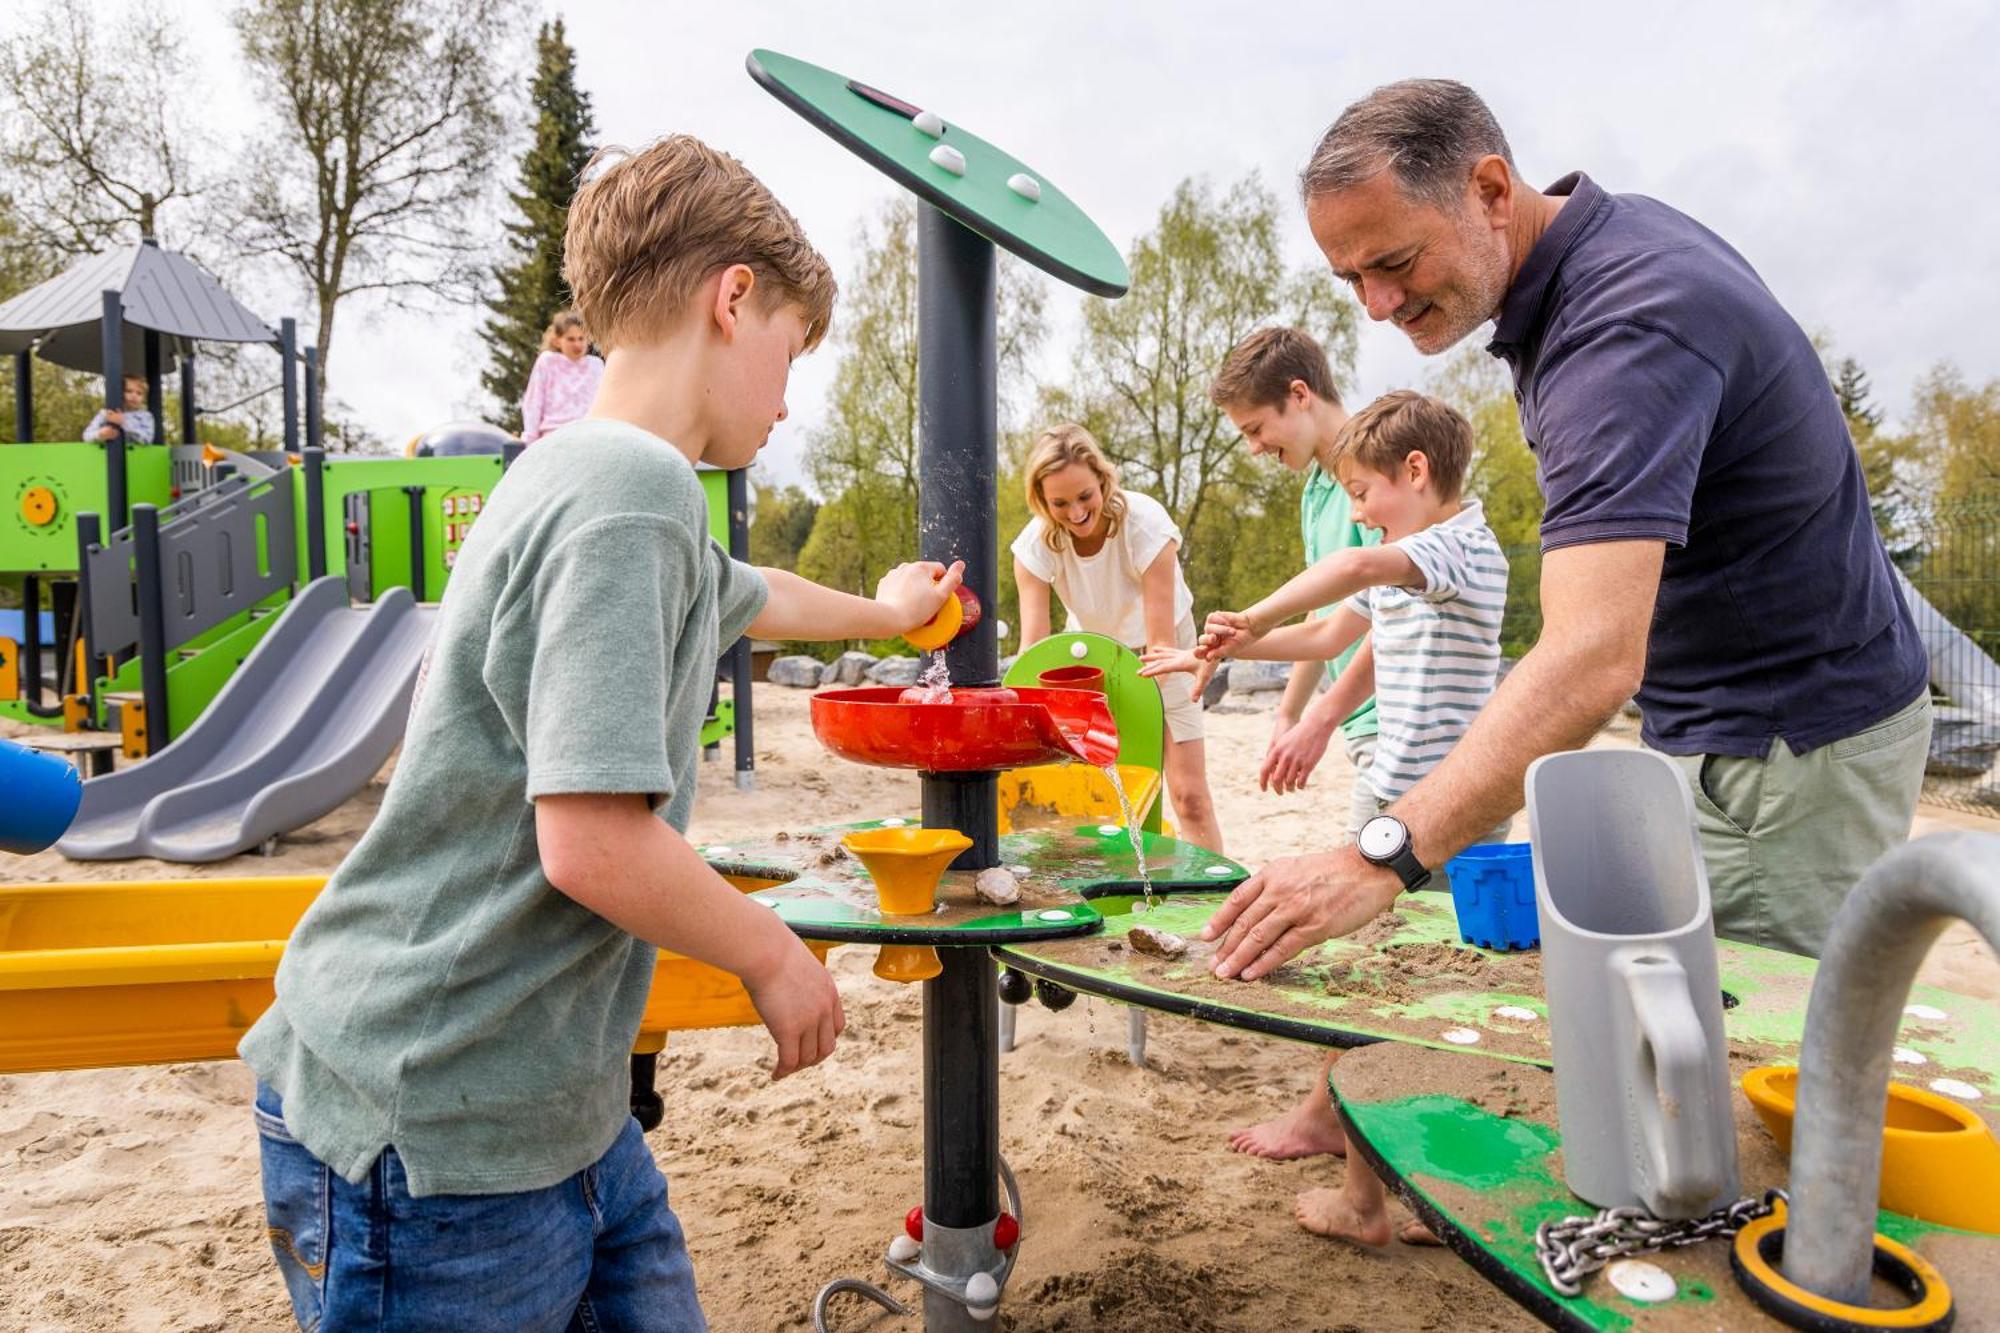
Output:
[1099, 763, 1156, 908]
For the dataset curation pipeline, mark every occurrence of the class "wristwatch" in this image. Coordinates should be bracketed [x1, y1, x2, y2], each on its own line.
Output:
[1356, 815, 1432, 892]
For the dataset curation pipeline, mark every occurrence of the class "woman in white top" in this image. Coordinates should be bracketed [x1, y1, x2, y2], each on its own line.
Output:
[1011, 424, 1223, 852]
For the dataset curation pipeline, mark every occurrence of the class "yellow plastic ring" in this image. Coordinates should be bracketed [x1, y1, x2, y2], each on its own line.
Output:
[1730, 1210, 1953, 1331]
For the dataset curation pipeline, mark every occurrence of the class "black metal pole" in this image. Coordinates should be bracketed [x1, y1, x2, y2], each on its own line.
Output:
[916, 203, 1000, 870]
[303, 446, 327, 582]
[102, 291, 128, 530]
[12, 350, 30, 442]
[143, 330, 163, 439]
[280, 317, 298, 454]
[20, 573, 42, 708]
[179, 351, 197, 446]
[726, 466, 756, 789]
[132, 504, 171, 753]
[404, 485, 426, 601]
[914, 205, 1002, 1332]
[304, 346, 323, 452]
[75, 512, 101, 717]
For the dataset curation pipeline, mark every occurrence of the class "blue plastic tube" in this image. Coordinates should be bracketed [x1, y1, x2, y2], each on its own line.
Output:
[0, 736, 85, 854]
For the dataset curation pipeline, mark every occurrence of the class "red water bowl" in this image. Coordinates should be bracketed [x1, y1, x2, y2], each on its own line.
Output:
[810, 686, 1119, 772]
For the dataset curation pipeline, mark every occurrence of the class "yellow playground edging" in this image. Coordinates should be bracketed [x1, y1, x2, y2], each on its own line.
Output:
[0, 874, 831, 1075]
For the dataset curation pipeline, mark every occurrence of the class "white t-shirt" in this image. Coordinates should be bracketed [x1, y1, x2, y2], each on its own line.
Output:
[1346, 499, 1508, 803]
[1011, 491, 1197, 650]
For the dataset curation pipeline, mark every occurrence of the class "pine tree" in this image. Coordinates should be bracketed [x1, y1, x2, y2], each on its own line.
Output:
[480, 19, 595, 433]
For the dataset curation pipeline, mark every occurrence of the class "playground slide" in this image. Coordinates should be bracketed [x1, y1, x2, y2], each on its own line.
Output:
[58, 577, 436, 863]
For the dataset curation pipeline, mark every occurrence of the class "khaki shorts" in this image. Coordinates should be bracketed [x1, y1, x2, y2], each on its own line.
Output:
[1157, 673, 1205, 744]
[1656, 691, 1932, 959]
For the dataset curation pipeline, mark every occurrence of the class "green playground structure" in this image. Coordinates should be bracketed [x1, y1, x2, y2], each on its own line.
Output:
[2, 238, 758, 861]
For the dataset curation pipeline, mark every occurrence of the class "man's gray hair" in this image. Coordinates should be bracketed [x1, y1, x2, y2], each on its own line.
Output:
[1300, 79, 1515, 211]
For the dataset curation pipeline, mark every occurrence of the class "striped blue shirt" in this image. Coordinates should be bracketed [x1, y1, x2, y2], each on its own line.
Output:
[1347, 499, 1507, 802]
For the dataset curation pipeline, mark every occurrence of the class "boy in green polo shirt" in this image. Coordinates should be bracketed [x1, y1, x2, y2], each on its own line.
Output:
[240, 135, 960, 1331]
[1204, 331, 1391, 1179]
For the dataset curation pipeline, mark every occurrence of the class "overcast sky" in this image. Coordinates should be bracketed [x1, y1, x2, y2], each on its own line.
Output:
[156, 0, 1999, 483]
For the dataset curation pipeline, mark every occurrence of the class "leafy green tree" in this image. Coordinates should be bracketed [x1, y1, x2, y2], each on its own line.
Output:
[1426, 344, 1544, 656]
[1903, 363, 2000, 651]
[748, 482, 818, 572]
[796, 198, 1045, 652]
[0, 1, 210, 255]
[1046, 173, 1357, 616]
[481, 19, 596, 433]
[235, 0, 524, 396]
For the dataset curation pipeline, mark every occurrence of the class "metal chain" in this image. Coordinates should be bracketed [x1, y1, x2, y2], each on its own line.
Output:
[1534, 1188, 1787, 1297]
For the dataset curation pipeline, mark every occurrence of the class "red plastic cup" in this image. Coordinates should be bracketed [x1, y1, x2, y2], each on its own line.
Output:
[1037, 663, 1105, 694]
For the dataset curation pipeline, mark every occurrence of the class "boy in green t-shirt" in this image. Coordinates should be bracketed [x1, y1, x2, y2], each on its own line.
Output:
[240, 135, 960, 1330]
[1203, 329, 1405, 1214]
[1211, 327, 1380, 805]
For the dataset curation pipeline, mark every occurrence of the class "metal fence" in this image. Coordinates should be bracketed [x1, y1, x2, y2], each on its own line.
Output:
[1499, 501, 2000, 814]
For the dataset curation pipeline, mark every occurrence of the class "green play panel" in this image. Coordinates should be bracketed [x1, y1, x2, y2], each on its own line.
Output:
[746, 49, 1130, 297]
[1331, 1041, 2000, 1331]
[703, 818, 1245, 947]
[996, 894, 2000, 1082]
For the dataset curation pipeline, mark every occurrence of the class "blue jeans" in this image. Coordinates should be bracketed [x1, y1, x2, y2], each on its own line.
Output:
[254, 1084, 705, 1331]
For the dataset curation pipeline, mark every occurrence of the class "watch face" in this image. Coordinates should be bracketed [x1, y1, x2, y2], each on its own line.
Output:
[1358, 816, 1406, 862]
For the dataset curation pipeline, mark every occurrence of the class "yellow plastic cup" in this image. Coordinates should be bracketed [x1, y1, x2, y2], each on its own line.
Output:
[1743, 1065, 2000, 1233]
[842, 827, 973, 916]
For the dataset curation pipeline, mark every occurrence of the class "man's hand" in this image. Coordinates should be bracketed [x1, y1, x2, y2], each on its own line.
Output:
[875, 560, 964, 633]
[741, 939, 845, 1080]
[1201, 846, 1402, 980]
[1261, 710, 1335, 793]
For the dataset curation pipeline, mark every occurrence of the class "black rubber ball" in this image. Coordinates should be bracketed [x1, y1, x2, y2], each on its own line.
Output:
[1034, 978, 1077, 1011]
[997, 967, 1034, 1006]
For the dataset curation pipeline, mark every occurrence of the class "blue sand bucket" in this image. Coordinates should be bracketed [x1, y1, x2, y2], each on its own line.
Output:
[1444, 842, 1540, 951]
[0, 736, 85, 854]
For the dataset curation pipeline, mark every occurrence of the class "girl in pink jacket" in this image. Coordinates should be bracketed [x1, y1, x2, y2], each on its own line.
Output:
[519, 310, 604, 444]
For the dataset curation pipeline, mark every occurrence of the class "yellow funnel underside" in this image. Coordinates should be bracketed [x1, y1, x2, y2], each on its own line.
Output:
[874, 945, 943, 984]
[1743, 1065, 2000, 1233]
[842, 827, 973, 916]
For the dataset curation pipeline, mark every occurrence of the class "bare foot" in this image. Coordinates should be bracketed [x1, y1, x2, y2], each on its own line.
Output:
[1226, 1100, 1347, 1160]
[1398, 1219, 1442, 1246]
[1295, 1186, 1392, 1247]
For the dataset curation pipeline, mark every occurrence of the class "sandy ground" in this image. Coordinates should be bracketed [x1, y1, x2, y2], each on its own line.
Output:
[2, 688, 1995, 1332]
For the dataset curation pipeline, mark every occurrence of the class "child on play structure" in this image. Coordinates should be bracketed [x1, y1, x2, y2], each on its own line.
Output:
[240, 134, 961, 1330]
[1012, 422, 1224, 851]
[81, 374, 155, 445]
[519, 307, 605, 443]
[1144, 389, 1508, 1248]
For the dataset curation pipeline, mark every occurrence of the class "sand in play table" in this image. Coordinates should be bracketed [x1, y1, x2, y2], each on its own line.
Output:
[3, 689, 1994, 1331]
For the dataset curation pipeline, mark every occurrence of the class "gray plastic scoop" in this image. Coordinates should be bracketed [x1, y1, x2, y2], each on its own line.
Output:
[1527, 748, 1739, 1219]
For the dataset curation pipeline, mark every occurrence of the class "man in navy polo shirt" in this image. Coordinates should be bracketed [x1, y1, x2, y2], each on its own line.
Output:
[1207, 78, 1930, 975]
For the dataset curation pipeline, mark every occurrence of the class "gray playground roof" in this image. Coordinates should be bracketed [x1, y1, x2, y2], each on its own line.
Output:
[0, 238, 277, 373]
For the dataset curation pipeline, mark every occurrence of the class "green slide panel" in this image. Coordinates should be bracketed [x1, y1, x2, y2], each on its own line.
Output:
[2, 443, 173, 573]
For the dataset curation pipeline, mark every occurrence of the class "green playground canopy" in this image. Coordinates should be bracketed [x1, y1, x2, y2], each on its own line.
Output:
[0, 237, 276, 373]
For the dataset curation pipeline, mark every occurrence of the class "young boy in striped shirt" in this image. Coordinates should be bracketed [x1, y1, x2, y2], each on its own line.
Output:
[1144, 388, 1508, 1247]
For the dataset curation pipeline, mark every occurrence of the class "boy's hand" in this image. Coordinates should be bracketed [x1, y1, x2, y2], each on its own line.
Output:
[1197, 610, 1263, 661]
[1261, 711, 1335, 793]
[875, 560, 964, 632]
[743, 939, 845, 1080]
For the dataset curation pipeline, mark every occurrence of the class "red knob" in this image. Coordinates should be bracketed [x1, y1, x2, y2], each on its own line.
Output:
[993, 1212, 1019, 1251]
[904, 1205, 923, 1241]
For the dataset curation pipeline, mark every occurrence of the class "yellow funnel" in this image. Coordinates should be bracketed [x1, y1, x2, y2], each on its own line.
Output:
[842, 826, 973, 916]
[873, 945, 944, 984]
[1744, 1065, 2000, 1233]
